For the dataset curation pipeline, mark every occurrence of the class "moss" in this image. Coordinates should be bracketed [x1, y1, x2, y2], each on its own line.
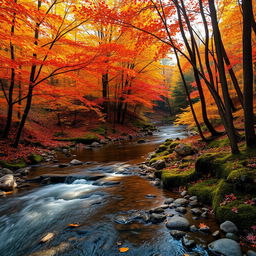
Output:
[216, 202, 256, 229]
[57, 134, 100, 144]
[188, 178, 219, 204]
[90, 126, 105, 136]
[227, 168, 256, 193]
[207, 137, 230, 148]
[167, 141, 180, 152]
[195, 152, 232, 178]
[156, 144, 168, 153]
[161, 168, 196, 188]
[29, 153, 43, 164]
[0, 159, 27, 170]
[149, 152, 170, 165]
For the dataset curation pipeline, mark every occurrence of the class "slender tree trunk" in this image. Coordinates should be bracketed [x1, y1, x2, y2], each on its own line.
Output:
[13, 0, 41, 147]
[242, 0, 256, 148]
[176, 0, 218, 136]
[208, 0, 239, 154]
[102, 72, 109, 116]
[2, 0, 17, 138]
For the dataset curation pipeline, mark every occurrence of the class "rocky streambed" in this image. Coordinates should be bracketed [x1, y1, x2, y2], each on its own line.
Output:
[0, 125, 255, 256]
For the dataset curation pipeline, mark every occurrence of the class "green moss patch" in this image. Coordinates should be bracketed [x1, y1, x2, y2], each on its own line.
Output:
[57, 133, 100, 144]
[161, 168, 197, 188]
[188, 178, 219, 204]
[0, 159, 27, 170]
[216, 202, 256, 229]
[29, 153, 43, 164]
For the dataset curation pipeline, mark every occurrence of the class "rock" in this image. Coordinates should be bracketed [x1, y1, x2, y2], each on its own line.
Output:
[212, 230, 220, 238]
[164, 198, 174, 204]
[1, 168, 13, 175]
[247, 250, 256, 256]
[202, 207, 209, 212]
[17, 167, 31, 176]
[166, 216, 190, 231]
[70, 159, 83, 165]
[220, 221, 239, 234]
[59, 163, 69, 168]
[201, 212, 208, 218]
[226, 232, 239, 241]
[190, 225, 198, 232]
[145, 194, 156, 198]
[174, 143, 194, 157]
[190, 208, 202, 216]
[189, 196, 198, 201]
[93, 180, 120, 186]
[0, 190, 5, 197]
[208, 238, 242, 256]
[152, 160, 166, 170]
[173, 198, 189, 206]
[91, 142, 101, 147]
[176, 207, 187, 214]
[182, 235, 196, 249]
[181, 191, 187, 197]
[150, 207, 165, 214]
[114, 215, 132, 224]
[62, 149, 68, 154]
[199, 225, 210, 233]
[137, 139, 146, 144]
[169, 203, 176, 209]
[189, 200, 199, 207]
[0, 175, 17, 191]
[170, 230, 186, 239]
[40, 232, 54, 243]
[131, 211, 151, 223]
[150, 213, 166, 223]
[159, 204, 169, 209]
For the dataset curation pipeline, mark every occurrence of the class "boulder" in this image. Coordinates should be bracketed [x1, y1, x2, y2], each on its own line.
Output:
[173, 198, 189, 206]
[170, 230, 186, 239]
[174, 143, 194, 157]
[182, 235, 196, 249]
[150, 213, 166, 223]
[208, 238, 242, 256]
[70, 159, 83, 165]
[0, 175, 17, 191]
[247, 250, 256, 256]
[220, 220, 238, 234]
[164, 198, 174, 204]
[166, 216, 190, 231]
[152, 160, 166, 170]
[1, 168, 13, 175]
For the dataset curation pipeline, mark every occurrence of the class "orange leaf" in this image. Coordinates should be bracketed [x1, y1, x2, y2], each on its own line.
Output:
[68, 224, 80, 227]
[199, 223, 208, 229]
[119, 247, 129, 253]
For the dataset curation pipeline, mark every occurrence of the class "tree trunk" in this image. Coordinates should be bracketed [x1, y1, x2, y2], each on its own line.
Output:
[242, 0, 256, 148]
[208, 0, 239, 154]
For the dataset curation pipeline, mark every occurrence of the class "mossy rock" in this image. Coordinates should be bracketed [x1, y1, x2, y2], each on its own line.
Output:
[167, 141, 180, 152]
[58, 134, 100, 144]
[188, 178, 219, 205]
[207, 137, 230, 149]
[0, 159, 27, 170]
[161, 168, 197, 188]
[149, 152, 170, 165]
[156, 144, 168, 153]
[29, 153, 43, 164]
[216, 202, 256, 229]
[195, 152, 232, 178]
[227, 168, 256, 193]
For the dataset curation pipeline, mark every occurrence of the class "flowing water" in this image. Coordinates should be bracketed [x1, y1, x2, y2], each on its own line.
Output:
[0, 126, 217, 256]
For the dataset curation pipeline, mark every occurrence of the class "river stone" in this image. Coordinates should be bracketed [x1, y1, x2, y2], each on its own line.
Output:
[212, 230, 220, 238]
[164, 198, 174, 204]
[208, 238, 242, 256]
[152, 160, 166, 170]
[150, 213, 166, 223]
[1, 168, 13, 175]
[166, 216, 190, 231]
[59, 163, 69, 168]
[189, 196, 198, 201]
[226, 232, 239, 241]
[0, 190, 5, 196]
[190, 225, 198, 232]
[189, 200, 199, 207]
[114, 215, 132, 224]
[150, 207, 165, 214]
[191, 208, 202, 216]
[0, 175, 17, 191]
[180, 191, 187, 197]
[247, 250, 256, 256]
[70, 159, 83, 165]
[170, 230, 186, 239]
[176, 207, 187, 214]
[174, 198, 189, 206]
[220, 220, 238, 234]
[182, 235, 196, 249]
[174, 143, 194, 157]
[91, 142, 101, 147]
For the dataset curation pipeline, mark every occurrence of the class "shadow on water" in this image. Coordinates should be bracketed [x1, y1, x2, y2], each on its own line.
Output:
[0, 125, 212, 256]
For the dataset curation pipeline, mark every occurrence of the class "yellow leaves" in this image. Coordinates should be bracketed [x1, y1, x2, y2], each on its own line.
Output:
[40, 232, 54, 243]
[119, 247, 129, 253]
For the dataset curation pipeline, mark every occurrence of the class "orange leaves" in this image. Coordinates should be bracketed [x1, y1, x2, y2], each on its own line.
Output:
[68, 224, 80, 228]
[119, 247, 129, 253]
[199, 223, 208, 229]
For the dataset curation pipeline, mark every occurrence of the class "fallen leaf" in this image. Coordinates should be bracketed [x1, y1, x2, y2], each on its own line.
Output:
[40, 232, 54, 243]
[199, 223, 208, 229]
[119, 247, 129, 253]
[68, 224, 80, 227]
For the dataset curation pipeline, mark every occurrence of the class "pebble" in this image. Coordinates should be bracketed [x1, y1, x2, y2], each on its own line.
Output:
[170, 230, 186, 239]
